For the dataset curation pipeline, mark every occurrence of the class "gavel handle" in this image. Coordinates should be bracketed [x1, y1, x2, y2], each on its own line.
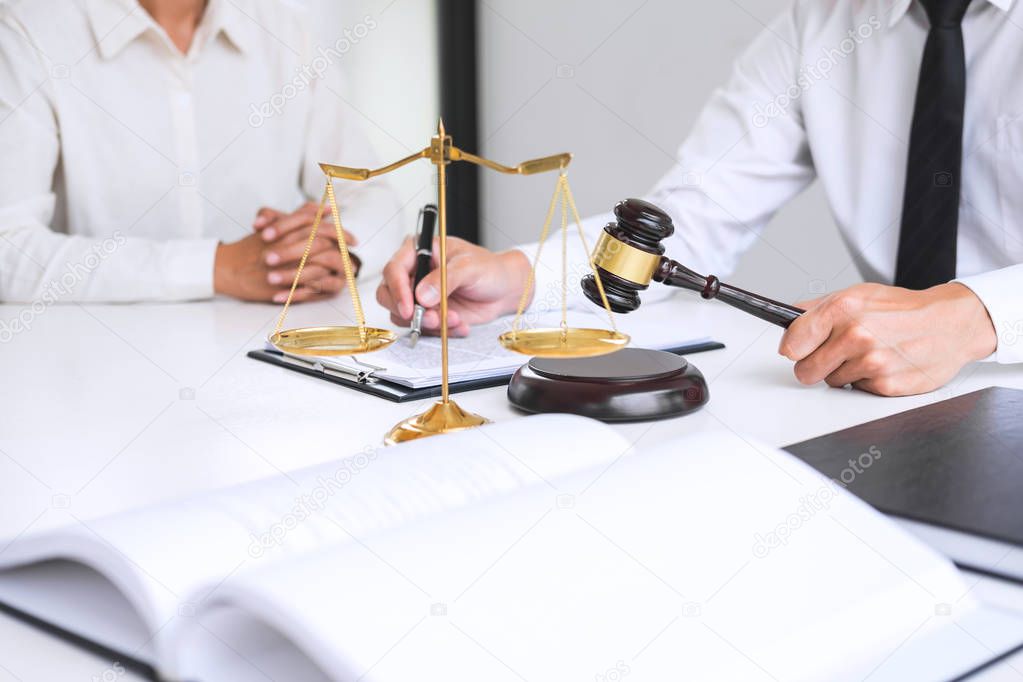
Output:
[657, 260, 804, 328]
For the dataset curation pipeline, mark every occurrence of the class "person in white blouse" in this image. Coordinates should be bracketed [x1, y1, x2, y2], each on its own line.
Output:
[0, 0, 402, 305]
[377, 0, 1023, 397]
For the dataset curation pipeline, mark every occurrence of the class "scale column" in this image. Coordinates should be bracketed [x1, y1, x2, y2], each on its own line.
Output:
[436, 120, 450, 404]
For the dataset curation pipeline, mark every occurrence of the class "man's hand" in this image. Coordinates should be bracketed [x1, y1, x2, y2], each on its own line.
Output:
[778, 282, 997, 396]
[214, 202, 358, 303]
[376, 236, 531, 336]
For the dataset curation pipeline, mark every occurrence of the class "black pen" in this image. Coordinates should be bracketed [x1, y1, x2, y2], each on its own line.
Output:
[409, 204, 438, 347]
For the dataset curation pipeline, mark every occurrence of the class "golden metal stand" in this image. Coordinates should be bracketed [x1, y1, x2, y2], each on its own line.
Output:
[272, 119, 626, 445]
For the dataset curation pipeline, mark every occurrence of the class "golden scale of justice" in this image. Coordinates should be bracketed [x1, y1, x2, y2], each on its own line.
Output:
[268, 120, 629, 445]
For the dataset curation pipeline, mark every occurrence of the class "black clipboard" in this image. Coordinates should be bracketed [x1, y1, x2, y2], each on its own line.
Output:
[247, 340, 725, 403]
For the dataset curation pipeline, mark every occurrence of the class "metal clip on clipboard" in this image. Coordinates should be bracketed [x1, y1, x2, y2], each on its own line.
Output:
[278, 353, 387, 384]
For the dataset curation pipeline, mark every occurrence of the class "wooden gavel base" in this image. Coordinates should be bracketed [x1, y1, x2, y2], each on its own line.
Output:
[507, 348, 709, 422]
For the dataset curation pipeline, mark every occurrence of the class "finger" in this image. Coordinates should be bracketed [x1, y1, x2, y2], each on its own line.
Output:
[390, 311, 412, 327]
[415, 307, 468, 335]
[253, 206, 284, 230]
[852, 375, 909, 397]
[271, 276, 345, 303]
[778, 304, 836, 361]
[273, 228, 339, 254]
[792, 333, 849, 385]
[261, 207, 338, 243]
[824, 362, 859, 389]
[822, 351, 887, 388]
[264, 235, 337, 266]
[287, 227, 357, 247]
[380, 237, 417, 318]
[447, 308, 470, 337]
[413, 253, 483, 309]
[794, 296, 823, 310]
[266, 263, 333, 287]
[308, 248, 345, 271]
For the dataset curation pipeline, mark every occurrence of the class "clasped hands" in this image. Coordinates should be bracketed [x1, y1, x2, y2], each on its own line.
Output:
[375, 238, 998, 397]
[214, 201, 358, 303]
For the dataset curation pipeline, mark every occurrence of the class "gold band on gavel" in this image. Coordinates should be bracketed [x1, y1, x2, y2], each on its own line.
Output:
[591, 231, 662, 285]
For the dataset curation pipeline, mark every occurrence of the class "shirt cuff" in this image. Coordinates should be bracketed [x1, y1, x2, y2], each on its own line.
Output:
[954, 265, 1023, 364]
[159, 238, 218, 300]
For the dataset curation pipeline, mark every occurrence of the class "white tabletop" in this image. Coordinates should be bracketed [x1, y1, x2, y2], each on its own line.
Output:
[1, 290, 1022, 680]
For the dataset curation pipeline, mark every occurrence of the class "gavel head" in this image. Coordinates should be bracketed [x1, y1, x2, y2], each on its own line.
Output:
[581, 198, 674, 312]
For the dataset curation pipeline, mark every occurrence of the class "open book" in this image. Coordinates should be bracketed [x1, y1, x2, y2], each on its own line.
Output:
[0, 415, 1021, 681]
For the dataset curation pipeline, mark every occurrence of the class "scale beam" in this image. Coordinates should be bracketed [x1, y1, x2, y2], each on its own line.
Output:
[319, 148, 431, 181]
[320, 146, 571, 181]
[452, 149, 572, 175]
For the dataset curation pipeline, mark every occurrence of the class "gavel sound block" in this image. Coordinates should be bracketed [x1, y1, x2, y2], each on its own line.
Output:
[507, 348, 708, 422]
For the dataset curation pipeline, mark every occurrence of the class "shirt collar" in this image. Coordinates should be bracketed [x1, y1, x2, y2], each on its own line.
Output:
[85, 0, 255, 60]
[86, 0, 151, 60]
[887, 0, 1016, 28]
[201, 0, 257, 54]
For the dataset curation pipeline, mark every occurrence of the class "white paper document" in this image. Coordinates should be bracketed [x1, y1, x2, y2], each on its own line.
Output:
[280, 302, 713, 389]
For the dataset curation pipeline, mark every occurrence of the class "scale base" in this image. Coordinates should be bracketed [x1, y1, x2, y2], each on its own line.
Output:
[507, 348, 708, 422]
[384, 399, 490, 445]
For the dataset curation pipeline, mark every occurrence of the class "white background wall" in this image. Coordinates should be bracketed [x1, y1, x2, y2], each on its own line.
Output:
[309, 0, 440, 235]
[477, 0, 862, 302]
[309, 0, 862, 302]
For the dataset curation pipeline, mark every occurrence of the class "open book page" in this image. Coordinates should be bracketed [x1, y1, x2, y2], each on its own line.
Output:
[0, 414, 632, 674]
[175, 430, 1023, 682]
[285, 296, 711, 389]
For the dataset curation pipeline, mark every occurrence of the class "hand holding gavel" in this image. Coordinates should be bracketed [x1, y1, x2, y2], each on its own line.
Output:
[581, 199, 997, 397]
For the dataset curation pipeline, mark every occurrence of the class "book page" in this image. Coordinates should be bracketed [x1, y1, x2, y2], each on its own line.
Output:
[176, 430, 1023, 681]
[0, 414, 631, 675]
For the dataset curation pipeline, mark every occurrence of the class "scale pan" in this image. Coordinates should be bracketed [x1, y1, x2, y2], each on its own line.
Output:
[269, 326, 396, 356]
[499, 328, 629, 358]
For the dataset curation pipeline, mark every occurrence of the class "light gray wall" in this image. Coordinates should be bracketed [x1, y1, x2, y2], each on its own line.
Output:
[309, 0, 439, 235]
[477, 0, 862, 303]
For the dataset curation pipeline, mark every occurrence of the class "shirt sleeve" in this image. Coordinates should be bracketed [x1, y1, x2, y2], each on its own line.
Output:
[954, 265, 1023, 364]
[298, 35, 405, 281]
[0, 17, 218, 304]
[520, 2, 815, 313]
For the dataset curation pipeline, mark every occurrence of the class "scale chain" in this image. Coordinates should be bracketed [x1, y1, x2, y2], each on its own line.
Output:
[326, 181, 367, 339]
[559, 175, 568, 334]
[509, 171, 563, 333]
[273, 185, 329, 335]
[562, 176, 618, 333]
[272, 179, 368, 341]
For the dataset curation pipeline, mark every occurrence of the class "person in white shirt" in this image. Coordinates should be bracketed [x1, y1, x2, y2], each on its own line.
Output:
[0, 0, 402, 304]
[377, 0, 1023, 397]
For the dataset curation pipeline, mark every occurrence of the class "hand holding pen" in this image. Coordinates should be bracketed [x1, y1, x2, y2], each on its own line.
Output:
[376, 206, 532, 340]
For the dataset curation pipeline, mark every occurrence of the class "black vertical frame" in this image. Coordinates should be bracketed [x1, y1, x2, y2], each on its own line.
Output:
[438, 0, 480, 243]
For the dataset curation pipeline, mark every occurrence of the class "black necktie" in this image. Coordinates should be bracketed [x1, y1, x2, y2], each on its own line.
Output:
[895, 0, 972, 290]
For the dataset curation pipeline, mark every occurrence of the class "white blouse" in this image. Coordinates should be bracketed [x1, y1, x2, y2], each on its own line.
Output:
[0, 0, 402, 302]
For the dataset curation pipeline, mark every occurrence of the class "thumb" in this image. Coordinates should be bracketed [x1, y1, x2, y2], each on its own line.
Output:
[794, 296, 822, 311]
[415, 257, 479, 307]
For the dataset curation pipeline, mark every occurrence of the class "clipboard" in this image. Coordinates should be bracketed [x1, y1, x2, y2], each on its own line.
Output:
[247, 340, 725, 403]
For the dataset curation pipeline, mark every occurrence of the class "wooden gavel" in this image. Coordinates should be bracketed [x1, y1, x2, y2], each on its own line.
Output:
[581, 198, 804, 328]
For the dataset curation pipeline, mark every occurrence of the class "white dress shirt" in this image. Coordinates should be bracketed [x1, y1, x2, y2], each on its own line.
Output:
[529, 0, 1023, 364]
[0, 0, 402, 303]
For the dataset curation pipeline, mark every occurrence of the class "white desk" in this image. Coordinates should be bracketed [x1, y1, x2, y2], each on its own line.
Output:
[1, 292, 1022, 680]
